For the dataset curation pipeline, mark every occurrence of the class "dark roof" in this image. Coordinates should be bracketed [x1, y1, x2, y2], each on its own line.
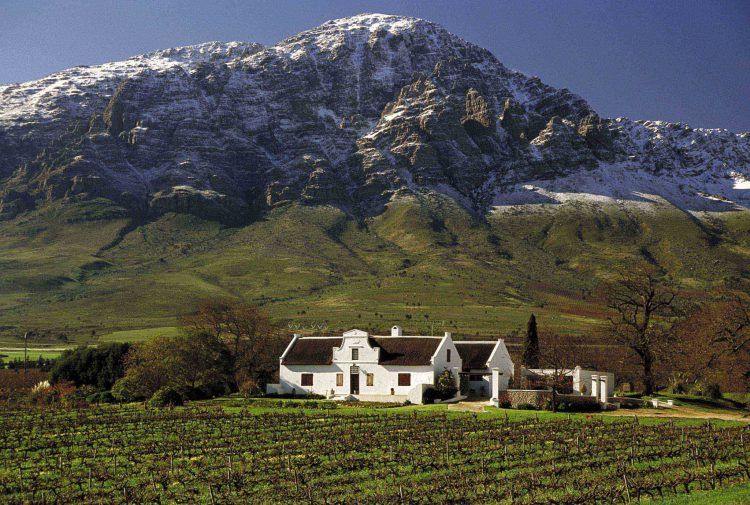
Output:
[369, 337, 442, 366]
[283, 338, 341, 365]
[454, 342, 496, 371]
[282, 336, 442, 366]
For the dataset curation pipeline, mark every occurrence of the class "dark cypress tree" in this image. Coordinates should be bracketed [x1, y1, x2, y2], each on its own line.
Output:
[522, 314, 540, 368]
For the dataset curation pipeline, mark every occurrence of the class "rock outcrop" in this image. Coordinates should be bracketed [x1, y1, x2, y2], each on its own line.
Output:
[0, 14, 748, 222]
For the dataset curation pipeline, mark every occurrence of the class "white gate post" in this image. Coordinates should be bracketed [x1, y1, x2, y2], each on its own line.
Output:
[491, 368, 500, 400]
[591, 374, 599, 399]
[599, 376, 608, 403]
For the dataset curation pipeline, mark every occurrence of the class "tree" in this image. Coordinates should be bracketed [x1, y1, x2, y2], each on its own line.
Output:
[180, 300, 285, 391]
[522, 314, 540, 368]
[673, 290, 750, 392]
[112, 333, 232, 401]
[602, 263, 678, 395]
[50, 343, 130, 390]
[539, 333, 577, 412]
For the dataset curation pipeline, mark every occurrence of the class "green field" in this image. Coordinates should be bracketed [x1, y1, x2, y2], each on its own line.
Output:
[98, 326, 180, 343]
[0, 349, 65, 362]
[0, 195, 748, 344]
[0, 402, 747, 503]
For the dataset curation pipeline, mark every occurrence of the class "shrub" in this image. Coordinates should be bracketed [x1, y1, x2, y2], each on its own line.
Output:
[668, 380, 688, 395]
[28, 381, 77, 406]
[499, 400, 512, 409]
[148, 387, 183, 408]
[516, 403, 537, 410]
[111, 376, 143, 403]
[690, 381, 723, 400]
[238, 379, 263, 397]
[556, 401, 601, 413]
[435, 370, 458, 400]
[86, 391, 116, 404]
[422, 387, 439, 404]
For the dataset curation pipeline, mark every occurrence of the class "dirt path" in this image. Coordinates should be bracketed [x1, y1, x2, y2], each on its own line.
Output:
[446, 401, 488, 413]
[601, 405, 750, 423]
[447, 401, 750, 422]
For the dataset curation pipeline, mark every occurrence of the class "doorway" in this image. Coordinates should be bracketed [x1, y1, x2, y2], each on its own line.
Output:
[350, 373, 360, 394]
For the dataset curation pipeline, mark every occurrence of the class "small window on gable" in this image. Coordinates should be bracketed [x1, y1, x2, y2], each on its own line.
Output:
[366, 373, 374, 386]
[351, 348, 359, 360]
[447, 349, 451, 362]
[301, 373, 313, 386]
[398, 373, 411, 387]
[336, 373, 343, 387]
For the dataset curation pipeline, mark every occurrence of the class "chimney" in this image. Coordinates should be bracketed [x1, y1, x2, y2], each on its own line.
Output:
[391, 325, 402, 337]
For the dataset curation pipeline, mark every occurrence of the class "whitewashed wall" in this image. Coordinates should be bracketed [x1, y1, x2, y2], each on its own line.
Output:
[487, 340, 514, 389]
[574, 368, 615, 396]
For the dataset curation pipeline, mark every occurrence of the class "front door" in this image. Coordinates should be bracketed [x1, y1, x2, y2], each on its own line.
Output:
[350, 373, 360, 394]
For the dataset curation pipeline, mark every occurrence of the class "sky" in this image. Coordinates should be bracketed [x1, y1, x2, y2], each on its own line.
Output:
[1, 1, 748, 132]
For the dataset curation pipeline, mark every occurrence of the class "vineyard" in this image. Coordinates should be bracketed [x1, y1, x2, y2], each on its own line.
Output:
[0, 405, 748, 503]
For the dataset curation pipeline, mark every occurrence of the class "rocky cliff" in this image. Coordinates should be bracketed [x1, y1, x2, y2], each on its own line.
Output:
[1, 13, 748, 223]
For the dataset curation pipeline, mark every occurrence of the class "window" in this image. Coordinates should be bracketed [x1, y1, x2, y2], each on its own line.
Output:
[447, 349, 451, 362]
[336, 373, 344, 387]
[301, 373, 313, 386]
[351, 348, 359, 360]
[366, 373, 374, 386]
[398, 373, 411, 386]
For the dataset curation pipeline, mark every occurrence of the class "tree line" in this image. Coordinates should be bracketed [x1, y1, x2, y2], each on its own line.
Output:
[521, 261, 750, 399]
[50, 300, 286, 405]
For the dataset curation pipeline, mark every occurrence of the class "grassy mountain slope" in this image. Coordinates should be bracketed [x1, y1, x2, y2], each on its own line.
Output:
[0, 195, 748, 345]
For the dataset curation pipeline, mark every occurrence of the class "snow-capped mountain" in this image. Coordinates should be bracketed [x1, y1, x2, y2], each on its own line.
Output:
[0, 13, 748, 222]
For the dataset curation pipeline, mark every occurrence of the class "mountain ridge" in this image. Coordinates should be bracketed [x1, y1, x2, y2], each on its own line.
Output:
[0, 14, 749, 340]
[1, 13, 747, 223]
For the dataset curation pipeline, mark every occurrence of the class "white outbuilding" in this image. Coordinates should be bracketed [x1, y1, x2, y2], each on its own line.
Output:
[267, 327, 514, 404]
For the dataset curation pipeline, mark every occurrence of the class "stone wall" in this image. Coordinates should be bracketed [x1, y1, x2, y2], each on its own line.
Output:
[497, 389, 552, 409]
[497, 390, 600, 410]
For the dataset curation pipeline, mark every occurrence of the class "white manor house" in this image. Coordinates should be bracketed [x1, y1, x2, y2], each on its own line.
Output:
[267, 326, 514, 404]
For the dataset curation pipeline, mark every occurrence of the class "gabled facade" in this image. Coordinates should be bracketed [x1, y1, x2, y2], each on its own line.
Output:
[268, 326, 514, 404]
[455, 341, 514, 397]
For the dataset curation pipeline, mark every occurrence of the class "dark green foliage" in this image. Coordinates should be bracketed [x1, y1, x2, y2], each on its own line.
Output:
[86, 391, 116, 404]
[148, 387, 183, 408]
[422, 387, 439, 404]
[522, 314, 540, 368]
[50, 343, 129, 390]
[691, 382, 723, 400]
[516, 403, 537, 410]
[111, 375, 140, 403]
[554, 401, 601, 413]
[435, 370, 458, 400]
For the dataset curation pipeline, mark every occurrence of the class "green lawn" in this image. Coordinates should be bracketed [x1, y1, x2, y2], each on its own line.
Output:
[654, 482, 750, 504]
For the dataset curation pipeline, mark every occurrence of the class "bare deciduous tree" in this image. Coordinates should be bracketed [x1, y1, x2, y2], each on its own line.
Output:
[673, 290, 750, 391]
[602, 263, 678, 395]
[539, 332, 578, 412]
[180, 300, 286, 392]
